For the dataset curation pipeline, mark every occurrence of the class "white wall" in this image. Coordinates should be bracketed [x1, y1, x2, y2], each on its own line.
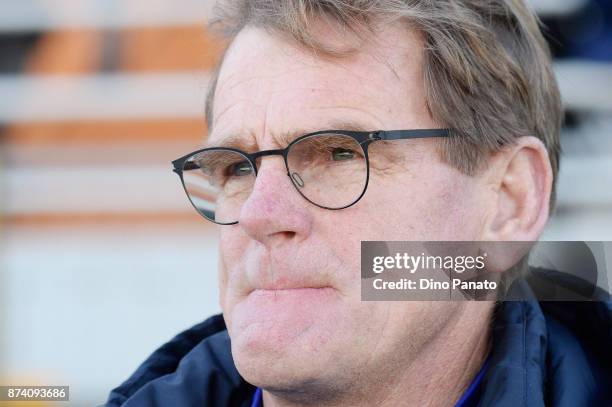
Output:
[2, 223, 221, 406]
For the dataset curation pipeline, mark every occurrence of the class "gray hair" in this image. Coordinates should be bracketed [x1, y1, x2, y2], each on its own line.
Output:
[205, 0, 563, 208]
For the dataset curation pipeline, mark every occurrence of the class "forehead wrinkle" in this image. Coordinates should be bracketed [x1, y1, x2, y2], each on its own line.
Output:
[211, 99, 245, 129]
[212, 74, 254, 119]
[308, 106, 386, 128]
[205, 130, 258, 151]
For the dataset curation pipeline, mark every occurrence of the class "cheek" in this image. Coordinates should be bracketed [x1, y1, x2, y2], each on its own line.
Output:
[358, 166, 483, 240]
[424, 170, 486, 238]
[217, 243, 229, 313]
[217, 230, 247, 311]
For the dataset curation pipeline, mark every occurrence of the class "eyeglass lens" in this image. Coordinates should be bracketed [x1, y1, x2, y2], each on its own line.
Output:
[181, 133, 368, 224]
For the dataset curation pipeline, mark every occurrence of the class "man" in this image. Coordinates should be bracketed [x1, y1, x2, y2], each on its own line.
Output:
[105, 1, 611, 406]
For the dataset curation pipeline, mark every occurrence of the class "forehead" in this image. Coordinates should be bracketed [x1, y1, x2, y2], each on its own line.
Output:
[208, 21, 434, 149]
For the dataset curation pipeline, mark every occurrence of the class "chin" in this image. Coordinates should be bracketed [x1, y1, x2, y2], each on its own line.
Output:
[227, 286, 341, 351]
[227, 295, 347, 386]
[229, 308, 335, 357]
[232, 346, 345, 405]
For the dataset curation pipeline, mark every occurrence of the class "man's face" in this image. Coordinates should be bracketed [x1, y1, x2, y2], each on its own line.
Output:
[211, 22, 489, 398]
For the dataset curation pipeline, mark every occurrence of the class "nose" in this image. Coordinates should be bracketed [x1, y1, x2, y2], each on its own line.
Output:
[238, 156, 312, 247]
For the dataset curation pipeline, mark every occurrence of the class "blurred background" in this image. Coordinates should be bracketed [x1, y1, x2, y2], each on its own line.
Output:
[0, 0, 611, 405]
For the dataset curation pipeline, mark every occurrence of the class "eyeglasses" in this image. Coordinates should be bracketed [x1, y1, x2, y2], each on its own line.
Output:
[172, 128, 451, 225]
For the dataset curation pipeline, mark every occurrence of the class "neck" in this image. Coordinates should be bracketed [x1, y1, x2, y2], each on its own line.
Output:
[262, 302, 494, 407]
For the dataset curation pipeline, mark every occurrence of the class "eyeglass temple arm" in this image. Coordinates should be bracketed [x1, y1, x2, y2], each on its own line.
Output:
[173, 160, 199, 173]
[172, 129, 452, 173]
[378, 129, 451, 140]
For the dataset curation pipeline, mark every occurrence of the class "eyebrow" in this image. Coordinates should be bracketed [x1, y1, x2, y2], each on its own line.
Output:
[205, 120, 377, 151]
[204, 133, 256, 151]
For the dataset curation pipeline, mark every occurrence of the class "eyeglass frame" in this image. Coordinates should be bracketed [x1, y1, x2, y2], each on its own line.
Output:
[172, 128, 452, 225]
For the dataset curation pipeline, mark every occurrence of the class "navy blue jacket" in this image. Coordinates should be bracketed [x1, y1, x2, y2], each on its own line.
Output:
[105, 284, 611, 406]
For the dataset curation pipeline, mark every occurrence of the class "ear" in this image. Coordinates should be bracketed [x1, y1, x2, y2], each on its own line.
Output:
[480, 136, 553, 242]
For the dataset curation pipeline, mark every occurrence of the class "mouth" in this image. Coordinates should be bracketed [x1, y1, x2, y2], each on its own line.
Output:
[249, 285, 335, 295]
[246, 275, 335, 294]
[251, 286, 334, 293]
[246, 286, 337, 302]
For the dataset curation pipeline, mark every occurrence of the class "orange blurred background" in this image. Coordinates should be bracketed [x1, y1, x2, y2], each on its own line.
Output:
[0, 2, 228, 406]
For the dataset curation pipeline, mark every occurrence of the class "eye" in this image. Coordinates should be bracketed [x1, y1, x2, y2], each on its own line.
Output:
[331, 148, 356, 161]
[227, 161, 253, 177]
